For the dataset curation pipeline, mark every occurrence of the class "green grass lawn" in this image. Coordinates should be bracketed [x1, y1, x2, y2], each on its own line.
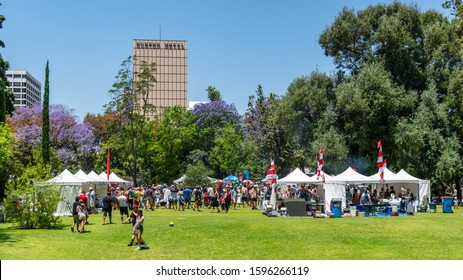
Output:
[1, 206, 462, 260]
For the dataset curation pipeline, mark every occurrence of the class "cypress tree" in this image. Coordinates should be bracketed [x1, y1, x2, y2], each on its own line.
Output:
[42, 60, 50, 163]
[0, 6, 6, 123]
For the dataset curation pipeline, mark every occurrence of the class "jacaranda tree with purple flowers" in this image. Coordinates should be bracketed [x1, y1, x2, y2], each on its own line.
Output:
[6, 103, 98, 171]
[191, 99, 240, 154]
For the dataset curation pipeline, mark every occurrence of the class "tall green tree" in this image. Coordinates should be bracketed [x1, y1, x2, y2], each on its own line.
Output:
[394, 83, 461, 193]
[108, 56, 157, 186]
[151, 106, 200, 183]
[243, 85, 284, 170]
[0, 58, 7, 123]
[41, 61, 50, 164]
[271, 72, 335, 172]
[319, 2, 460, 94]
[0, 4, 9, 123]
[336, 62, 416, 172]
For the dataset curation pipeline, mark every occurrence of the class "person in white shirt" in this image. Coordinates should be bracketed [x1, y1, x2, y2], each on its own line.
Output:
[117, 191, 129, 223]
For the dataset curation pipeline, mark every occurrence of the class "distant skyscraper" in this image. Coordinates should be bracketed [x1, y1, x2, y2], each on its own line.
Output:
[6, 70, 42, 109]
[133, 39, 187, 119]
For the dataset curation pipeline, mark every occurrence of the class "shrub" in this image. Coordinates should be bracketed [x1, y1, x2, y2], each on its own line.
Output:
[4, 165, 62, 229]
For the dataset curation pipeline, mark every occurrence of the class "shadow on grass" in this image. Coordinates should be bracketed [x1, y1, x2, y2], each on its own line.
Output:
[0, 229, 23, 244]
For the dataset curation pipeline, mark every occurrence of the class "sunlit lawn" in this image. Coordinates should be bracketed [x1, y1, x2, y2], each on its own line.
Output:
[1, 205, 462, 260]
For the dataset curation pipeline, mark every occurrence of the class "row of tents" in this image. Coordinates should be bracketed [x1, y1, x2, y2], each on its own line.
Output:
[42, 169, 132, 216]
[277, 167, 431, 212]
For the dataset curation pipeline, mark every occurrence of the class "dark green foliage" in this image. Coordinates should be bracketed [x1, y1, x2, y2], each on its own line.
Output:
[207, 86, 221, 102]
[41, 61, 50, 164]
[4, 164, 62, 229]
[183, 161, 213, 187]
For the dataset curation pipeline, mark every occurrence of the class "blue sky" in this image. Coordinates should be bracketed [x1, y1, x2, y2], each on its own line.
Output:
[1, 0, 451, 121]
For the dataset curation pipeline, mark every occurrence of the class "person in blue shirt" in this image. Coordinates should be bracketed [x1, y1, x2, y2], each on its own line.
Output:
[183, 187, 192, 209]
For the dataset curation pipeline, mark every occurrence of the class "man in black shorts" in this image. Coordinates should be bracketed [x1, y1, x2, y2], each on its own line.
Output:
[102, 192, 113, 225]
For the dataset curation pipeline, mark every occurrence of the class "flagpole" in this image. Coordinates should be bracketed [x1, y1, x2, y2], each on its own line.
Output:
[107, 147, 111, 192]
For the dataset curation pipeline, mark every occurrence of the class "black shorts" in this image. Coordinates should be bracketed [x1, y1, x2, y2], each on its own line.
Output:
[120, 206, 128, 215]
[103, 207, 112, 217]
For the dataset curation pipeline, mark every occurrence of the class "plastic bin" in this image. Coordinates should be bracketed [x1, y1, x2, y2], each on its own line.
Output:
[428, 203, 436, 213]
[331, 199, 342, 218]
[441, 196, 453, 213]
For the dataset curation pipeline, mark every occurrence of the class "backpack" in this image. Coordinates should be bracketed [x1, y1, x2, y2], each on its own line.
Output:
[128, 189, 135, 199]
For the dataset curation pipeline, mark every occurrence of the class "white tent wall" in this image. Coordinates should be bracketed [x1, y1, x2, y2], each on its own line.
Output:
[397, 169, 431, 203]
[419, 182, 431, 203]
[323, 184, 346, 213]
[54, 185, 82, 216]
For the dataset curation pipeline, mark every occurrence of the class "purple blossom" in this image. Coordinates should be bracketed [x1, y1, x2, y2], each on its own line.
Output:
[6, 103, 98, 167]
[191, 100, 240, 128]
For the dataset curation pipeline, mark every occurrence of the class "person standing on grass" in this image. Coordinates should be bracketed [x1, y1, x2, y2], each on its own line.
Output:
[183, 186, 192, 209]
[117, 190, 129, 223]
[127, 208, 147, 250]
[163, 185, 171, 209]
[231, 186, 238, 210]
[127, 206, 139, 246]
[76, 200, 88, 233]
[223, 187, 232, 213]
[193, 186, 202, 211]
[127, 186, 135, 210]
[102, 192, 113, 225]
[88, 187, 95, 214]
[178, 191, 186, 211]
[145, 186, 154, 211]
[71, 196, 80, 232]
[134, 186, 141, 209]
[110, 185, 118, 210]
[210, 187, 220, 213]
[171, 185, 179, 211]
[250, 186, 258, 210]
[133, 210, 148, 250]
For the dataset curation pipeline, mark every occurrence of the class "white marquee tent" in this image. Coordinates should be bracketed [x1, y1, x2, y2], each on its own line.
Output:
[88, 171, 103, 181]
[321, 166, 432, 214]
[323, 167, 377, 212]
[45, 169, 85, 216]
[368, 167, 414, 183]
[74, 170, 106, 197]
[397, 169, 431, 203]
[42, 170, 132, 215]
[277, 168, 313, 184]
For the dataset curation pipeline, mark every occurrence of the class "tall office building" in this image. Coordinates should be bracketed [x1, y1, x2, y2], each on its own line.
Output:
[133, 39, 187, 119]
[6, 70, 42, 109]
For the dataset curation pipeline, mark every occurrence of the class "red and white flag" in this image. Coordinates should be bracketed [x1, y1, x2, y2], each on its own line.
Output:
[266, 160, 277, 184]
[377, 140, 385, 180]
[317, 148, 325, 183]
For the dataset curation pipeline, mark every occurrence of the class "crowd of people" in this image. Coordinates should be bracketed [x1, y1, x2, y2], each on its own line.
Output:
[75, 182, 321, 219]
[88, 183, 322, 214]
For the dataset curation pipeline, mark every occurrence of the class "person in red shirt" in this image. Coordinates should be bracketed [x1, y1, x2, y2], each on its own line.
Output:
[78, 191, 89, 223]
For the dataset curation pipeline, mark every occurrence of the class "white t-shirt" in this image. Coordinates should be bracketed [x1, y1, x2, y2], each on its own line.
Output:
[117, 195, 128, 207]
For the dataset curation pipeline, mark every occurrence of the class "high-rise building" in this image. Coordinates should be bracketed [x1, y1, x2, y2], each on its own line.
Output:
[6, 70, 42, 109]
[133, 39, 187, 119]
